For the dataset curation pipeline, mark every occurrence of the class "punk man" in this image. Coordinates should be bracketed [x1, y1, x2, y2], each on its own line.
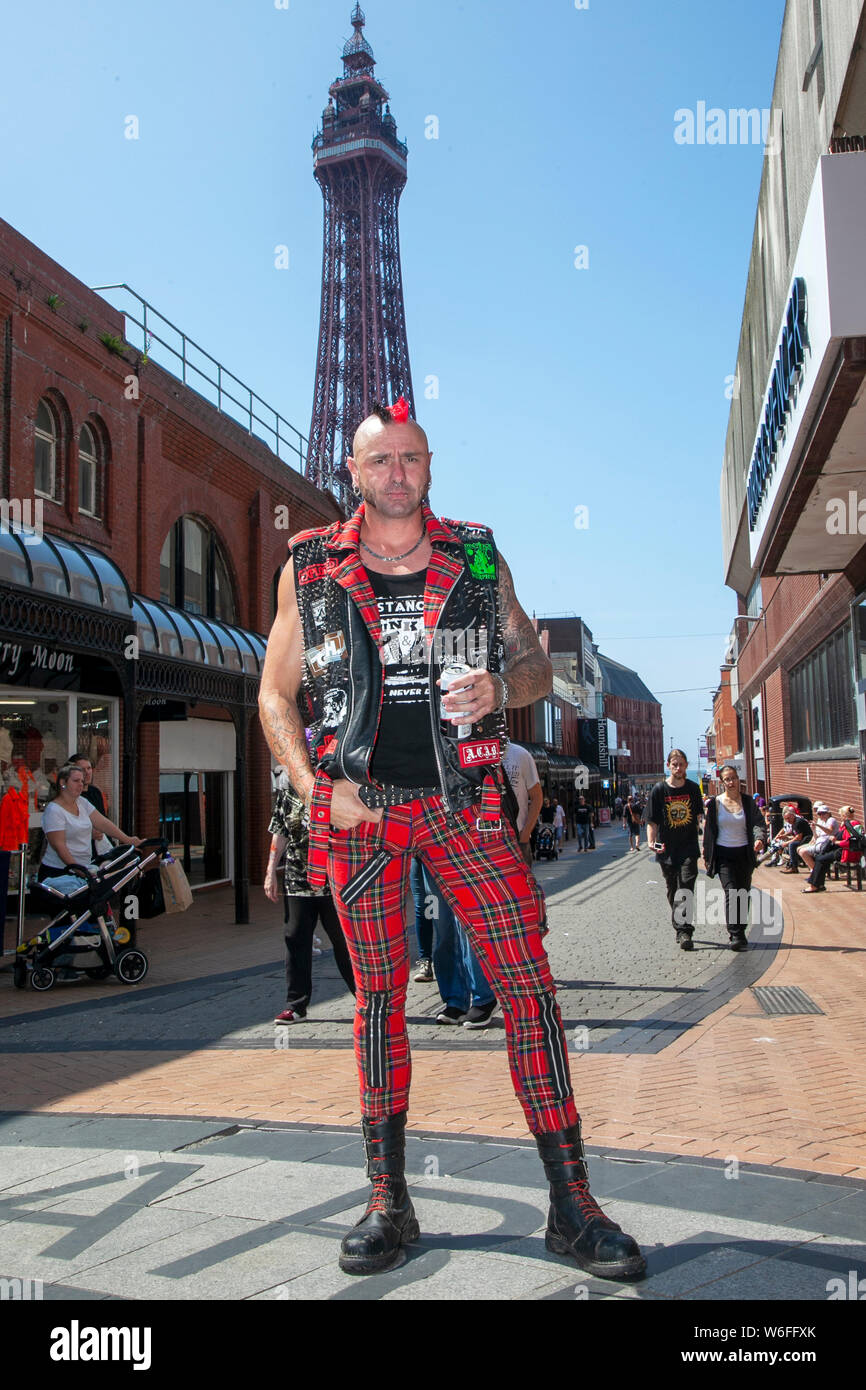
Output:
[259, 399, 645, 1282]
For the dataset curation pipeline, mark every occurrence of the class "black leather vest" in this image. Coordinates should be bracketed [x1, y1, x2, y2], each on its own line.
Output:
[290, 503, 508, 810]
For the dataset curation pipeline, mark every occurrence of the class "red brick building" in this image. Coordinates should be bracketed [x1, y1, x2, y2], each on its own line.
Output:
[596, 653, 664, 798]
[0, 217, 339, 921]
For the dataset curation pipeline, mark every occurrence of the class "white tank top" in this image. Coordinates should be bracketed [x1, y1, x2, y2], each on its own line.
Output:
[717, 800, 748, 848]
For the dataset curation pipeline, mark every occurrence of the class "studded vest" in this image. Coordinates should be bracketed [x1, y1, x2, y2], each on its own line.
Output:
[290, 503, 509, 810]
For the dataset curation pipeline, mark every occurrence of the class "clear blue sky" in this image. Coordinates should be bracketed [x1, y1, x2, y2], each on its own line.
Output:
[1, 0, 787, 768]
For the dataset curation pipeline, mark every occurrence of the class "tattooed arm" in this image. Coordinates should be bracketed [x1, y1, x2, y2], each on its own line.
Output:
[440, 550, 552, 724]
[258, 557, 383, 829]
[497, 551, 553, 706]
[258, 560, 316, 807]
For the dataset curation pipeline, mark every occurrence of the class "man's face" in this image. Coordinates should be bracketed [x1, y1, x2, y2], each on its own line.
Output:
[348, 422, 432, 520]
[668, 755, 687, 777]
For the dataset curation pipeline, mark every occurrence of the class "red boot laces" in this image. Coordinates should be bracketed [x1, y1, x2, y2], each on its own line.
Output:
[367, 1175, 393, 1213]
[565, 1179, 606, 1222]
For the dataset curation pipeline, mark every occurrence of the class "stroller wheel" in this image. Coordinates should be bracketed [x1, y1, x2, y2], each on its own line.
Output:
[13, 961, 27, 989]
[30, 966, 56, 992]
[85, 966, 113, 980]
[115, 949, 148, 985]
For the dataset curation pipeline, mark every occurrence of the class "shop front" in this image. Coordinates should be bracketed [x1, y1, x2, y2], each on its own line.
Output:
[0, 529, 266, 930]
[728, 152, 866, 814]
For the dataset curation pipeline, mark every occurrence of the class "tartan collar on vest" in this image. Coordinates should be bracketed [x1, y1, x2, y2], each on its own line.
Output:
[321, 503, 467, 648]
[325, 501, 461, 554]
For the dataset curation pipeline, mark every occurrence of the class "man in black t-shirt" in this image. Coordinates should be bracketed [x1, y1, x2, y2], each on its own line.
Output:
[777, 805, 812, 874]
[646, 749, 705, 951]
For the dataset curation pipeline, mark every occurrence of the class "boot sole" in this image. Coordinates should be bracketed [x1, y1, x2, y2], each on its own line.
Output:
[545, 1229, 647, 1280]
[338, 1218, 421, 1275]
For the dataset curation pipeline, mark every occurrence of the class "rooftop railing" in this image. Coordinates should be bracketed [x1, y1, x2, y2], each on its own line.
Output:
[91, 283, 315, 478]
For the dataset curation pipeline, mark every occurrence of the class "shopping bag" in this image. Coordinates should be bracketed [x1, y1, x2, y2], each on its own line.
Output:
[159, 857, 194, 914]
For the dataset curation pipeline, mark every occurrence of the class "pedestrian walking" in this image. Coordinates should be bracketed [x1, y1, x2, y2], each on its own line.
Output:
[258, 397, 644, 1282]
[424, 867, 497, 1029]
[501, 740, 543, 870]
[575, 795, 592, 851]
[552, 797, 566, 848]
[408, 856, 434, 982]
[645, 749, 705, 950]
[623, 795, 642, 851]
[702, 765, 767, 950]
[264, 775, 356, 1024]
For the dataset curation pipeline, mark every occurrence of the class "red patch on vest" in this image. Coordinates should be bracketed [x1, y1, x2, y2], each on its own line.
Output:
[299, 560, 336, 586]
[317, 736, 338, 759]
[458, 739, 501, 768]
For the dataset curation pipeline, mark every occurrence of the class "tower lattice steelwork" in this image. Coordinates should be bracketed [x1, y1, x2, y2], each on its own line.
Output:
[306, 4, 414, 509]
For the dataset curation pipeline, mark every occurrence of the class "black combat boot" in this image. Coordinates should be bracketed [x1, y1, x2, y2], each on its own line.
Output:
[338, 1111, 420, 1275]
[536, 1122, 647, 1280]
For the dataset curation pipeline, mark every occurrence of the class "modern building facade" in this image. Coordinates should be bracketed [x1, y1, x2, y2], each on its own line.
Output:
[720, 0, 866, 815]
[0, 217, 339, 930]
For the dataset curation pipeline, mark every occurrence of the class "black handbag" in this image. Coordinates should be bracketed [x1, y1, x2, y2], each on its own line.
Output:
[134, 864, 166, 919]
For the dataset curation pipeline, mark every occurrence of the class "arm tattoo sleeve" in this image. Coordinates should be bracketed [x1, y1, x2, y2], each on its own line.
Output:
[259, 697, 314, 799]
[497, 552, 553, 708]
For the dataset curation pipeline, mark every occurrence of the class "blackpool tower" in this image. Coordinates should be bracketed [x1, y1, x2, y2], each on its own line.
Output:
[306, 5, 415, 509]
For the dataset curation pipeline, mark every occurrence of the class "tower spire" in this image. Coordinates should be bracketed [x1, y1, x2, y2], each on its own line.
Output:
[305, 7, 415, 508]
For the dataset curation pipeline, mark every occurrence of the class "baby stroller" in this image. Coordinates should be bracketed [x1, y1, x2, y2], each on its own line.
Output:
[536, 824, 559, 861]
[13, 839, 167, 992]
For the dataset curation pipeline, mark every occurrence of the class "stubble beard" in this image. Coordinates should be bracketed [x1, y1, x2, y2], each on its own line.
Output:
[359, 471, 431, 521]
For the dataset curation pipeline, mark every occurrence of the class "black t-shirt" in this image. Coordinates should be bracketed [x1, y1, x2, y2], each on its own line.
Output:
[788, 816, 811, 841]
[575, 806, 591, 826]
[367, 568, 439, 788]
[539, 804, 555, 823]
[647, 779, 704, 862]
[83, 784, 106, 816]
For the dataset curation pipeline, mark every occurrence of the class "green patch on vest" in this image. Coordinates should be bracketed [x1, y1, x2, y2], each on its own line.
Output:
[464, 541, 496, 580]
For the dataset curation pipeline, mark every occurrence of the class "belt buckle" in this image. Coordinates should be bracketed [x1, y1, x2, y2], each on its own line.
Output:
[476, 817, 502, 833]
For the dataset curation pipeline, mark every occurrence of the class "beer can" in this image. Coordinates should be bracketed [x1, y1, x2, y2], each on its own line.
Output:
[439, 661, 473, 739]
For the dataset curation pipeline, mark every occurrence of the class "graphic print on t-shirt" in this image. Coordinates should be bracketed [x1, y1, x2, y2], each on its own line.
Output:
[665, 794, 695, 831]
[377, 594, 428, 705]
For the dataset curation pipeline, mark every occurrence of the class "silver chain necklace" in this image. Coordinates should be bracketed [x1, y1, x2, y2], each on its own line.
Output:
[360, 530, 426, 563]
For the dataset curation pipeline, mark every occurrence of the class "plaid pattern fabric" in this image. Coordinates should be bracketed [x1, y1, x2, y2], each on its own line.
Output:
[326, 797, 578, 1136]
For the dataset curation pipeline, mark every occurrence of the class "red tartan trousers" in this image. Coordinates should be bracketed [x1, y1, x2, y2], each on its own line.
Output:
[326, 796, 579, 1136]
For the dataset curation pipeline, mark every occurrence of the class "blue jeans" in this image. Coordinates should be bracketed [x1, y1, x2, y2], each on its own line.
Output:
[409, 856, 433, 960]
[423, 868, 495, 1010]
[576, 823, 590, 849]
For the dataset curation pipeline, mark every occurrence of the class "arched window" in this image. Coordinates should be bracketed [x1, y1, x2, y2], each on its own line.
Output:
[159, 517, 237, 624]
[34, 400, 58, 498]
[78, 424, 99, 516]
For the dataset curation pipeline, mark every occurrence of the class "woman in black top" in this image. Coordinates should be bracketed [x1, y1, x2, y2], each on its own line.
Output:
[702, 766, 767, 950]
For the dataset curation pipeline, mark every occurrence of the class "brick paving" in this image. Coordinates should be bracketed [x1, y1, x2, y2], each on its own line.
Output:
[1, 838, 864, 1177]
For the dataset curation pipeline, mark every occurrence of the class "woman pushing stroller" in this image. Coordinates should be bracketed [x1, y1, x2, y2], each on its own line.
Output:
[40, 762, 142, 881]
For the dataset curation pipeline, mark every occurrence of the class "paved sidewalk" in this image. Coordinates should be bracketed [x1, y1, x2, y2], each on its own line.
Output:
[0, 1112, 863, 1301]
[1, 832, 864, 1176]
